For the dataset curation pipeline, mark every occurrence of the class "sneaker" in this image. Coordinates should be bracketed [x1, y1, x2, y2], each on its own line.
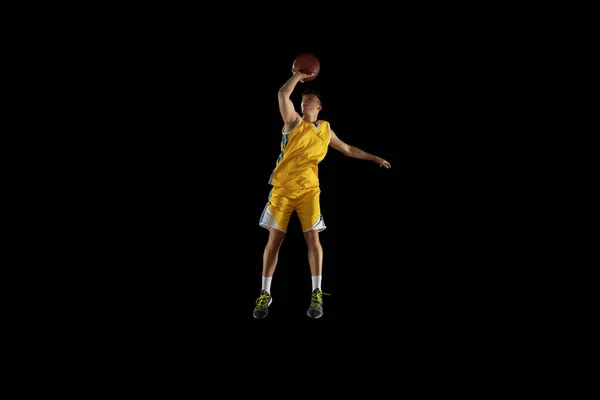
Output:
[253, 290, 272, 319]
[307, 289, 330, 319]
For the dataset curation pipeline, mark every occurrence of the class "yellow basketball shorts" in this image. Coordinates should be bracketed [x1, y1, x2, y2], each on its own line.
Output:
[259, 186, 326, 233]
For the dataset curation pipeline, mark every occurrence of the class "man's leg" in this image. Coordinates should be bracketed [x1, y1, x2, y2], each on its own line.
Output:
[304, 229, 328, 319]
[253, 227, 285, 319]
[303, 229, 323, 279]
[263, 227, 285, 278]
[297, 188, 328, 319]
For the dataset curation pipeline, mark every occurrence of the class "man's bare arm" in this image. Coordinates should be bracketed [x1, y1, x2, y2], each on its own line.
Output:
[329, 128, 391, 168]
[277, 71, 315, 130]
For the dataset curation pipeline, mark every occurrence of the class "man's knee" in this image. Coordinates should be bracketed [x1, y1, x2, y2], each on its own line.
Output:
[303, 230, 321, 247]
[268, 228, 286, 247]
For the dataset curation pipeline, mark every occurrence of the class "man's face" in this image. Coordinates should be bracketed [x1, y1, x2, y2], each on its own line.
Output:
[301, 95, 321, 113]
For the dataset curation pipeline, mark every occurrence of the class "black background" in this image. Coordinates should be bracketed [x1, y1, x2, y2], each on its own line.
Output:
[86, 24, 510, 327]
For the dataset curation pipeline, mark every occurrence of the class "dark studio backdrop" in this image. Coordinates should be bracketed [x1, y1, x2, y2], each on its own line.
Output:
[91, 29, 507, 327]
[157, 46, 406, 323]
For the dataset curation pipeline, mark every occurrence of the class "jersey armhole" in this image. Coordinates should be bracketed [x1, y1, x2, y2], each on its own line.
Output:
[283, 117, 302, 135]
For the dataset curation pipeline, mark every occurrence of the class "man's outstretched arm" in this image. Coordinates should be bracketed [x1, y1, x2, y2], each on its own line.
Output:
[329, 128, 391, 168]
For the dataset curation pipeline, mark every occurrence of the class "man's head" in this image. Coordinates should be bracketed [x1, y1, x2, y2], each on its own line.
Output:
[301, 88, 323, 114]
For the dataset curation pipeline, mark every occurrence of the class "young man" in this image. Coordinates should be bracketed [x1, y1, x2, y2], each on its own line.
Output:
[254, 69, 391, 319]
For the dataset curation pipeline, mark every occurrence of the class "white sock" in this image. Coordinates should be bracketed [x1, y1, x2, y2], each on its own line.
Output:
[262, 276, 272, 294]
[311, 275, 322, 292]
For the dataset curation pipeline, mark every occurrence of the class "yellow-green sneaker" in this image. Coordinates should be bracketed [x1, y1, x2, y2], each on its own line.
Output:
[253, 290, 272, 319]
[307, 289, 330, 319]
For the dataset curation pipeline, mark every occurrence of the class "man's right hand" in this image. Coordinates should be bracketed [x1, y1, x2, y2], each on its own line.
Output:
[291, 70, 315, 82]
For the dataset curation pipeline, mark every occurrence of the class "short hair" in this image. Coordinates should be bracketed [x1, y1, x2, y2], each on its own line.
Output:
[301, 88, 323, 105]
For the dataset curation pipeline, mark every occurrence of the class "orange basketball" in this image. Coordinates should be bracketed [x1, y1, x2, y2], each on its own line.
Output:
[292, 53, 320, 81]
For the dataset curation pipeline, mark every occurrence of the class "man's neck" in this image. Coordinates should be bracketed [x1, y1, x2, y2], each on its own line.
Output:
[303, 114, 318, 124]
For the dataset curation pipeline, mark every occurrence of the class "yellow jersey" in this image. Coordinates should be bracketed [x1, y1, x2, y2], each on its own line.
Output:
[268, 118, 331, 189]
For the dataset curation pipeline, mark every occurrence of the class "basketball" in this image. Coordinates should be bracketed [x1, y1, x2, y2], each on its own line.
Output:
[292, 53, 320, 81]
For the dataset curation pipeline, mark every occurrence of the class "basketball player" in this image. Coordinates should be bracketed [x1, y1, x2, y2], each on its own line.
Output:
[254, 69, 391, 319]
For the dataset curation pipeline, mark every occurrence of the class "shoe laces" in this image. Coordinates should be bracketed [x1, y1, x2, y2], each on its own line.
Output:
[310, 290, 330, 307]
[255, 292, 271, 309]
